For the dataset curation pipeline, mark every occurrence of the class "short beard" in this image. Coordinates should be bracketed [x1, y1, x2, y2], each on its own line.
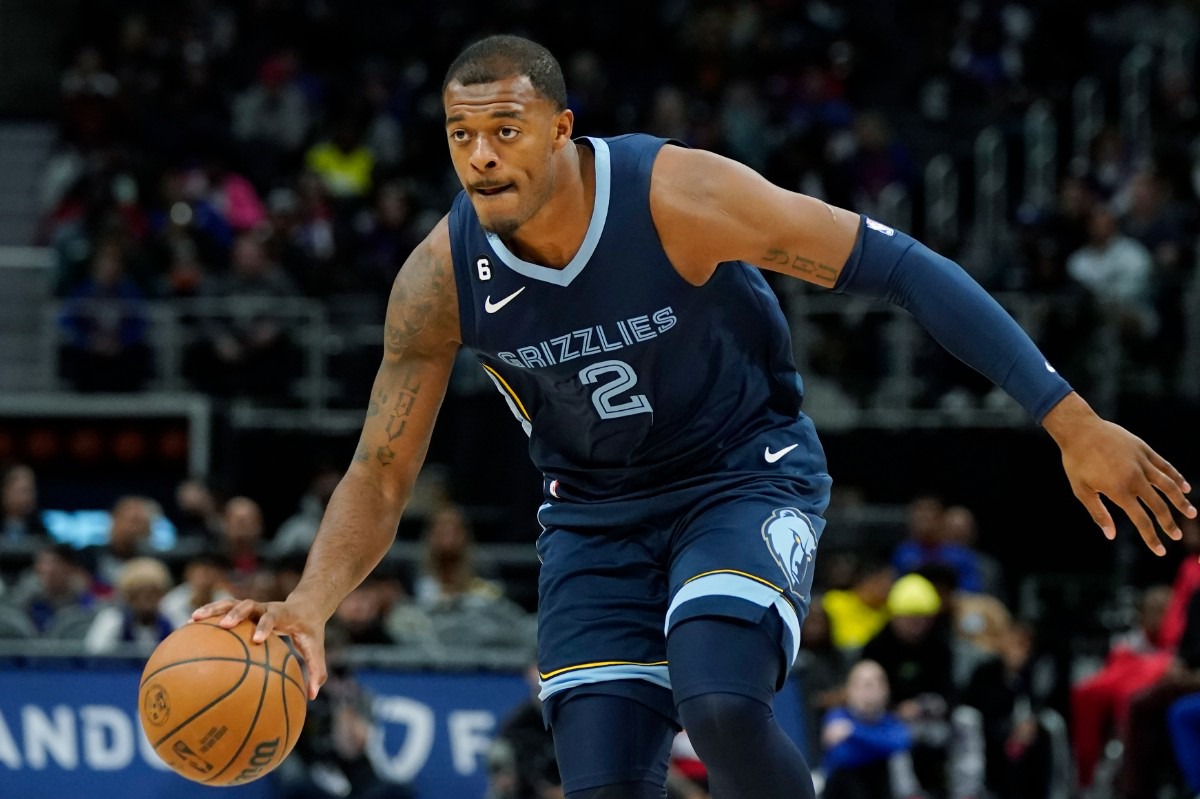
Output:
[480, 214, 521, 238]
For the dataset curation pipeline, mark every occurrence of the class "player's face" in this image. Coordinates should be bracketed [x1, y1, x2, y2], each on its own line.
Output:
[444, 75, 567, 237]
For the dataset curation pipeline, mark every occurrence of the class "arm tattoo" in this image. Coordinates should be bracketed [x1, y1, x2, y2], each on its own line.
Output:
[384, 248, 453, 356]
[764, 248, 839, 283]
[366, 244, 454, 467]
[371, 364, 423, 466]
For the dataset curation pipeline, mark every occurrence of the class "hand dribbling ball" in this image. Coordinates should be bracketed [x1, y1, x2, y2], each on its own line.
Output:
[138, 618, 307, 786]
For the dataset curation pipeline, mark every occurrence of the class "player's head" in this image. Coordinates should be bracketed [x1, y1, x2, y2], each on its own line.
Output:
[443, 34, 572, 237]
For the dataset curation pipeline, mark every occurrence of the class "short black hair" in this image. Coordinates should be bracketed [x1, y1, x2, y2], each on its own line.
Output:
[443, 34, 568, 111]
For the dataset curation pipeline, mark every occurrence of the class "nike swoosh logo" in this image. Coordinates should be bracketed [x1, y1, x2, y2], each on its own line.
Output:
[484, 286, 526, 313]
[764, 444, 799, 463]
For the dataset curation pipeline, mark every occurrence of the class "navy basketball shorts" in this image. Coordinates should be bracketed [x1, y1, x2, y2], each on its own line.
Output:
[535, 475, 827, 722]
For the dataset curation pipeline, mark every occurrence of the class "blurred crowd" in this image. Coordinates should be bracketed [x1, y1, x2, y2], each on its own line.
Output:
[31, 0, 1200, 406]
[0, 461, 536, 657]
[794, 494, 1200, 799]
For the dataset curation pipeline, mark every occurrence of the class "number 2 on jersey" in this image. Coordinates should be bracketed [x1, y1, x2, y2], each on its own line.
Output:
[578, 359, 653, 419]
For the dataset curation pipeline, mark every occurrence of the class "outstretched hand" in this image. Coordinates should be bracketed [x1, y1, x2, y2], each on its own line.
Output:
[1046, 395, 1196, 555]
[191, 598, 328, 700]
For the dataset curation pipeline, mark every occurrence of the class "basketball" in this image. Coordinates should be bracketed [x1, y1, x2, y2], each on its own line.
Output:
[137, 618, 307, 786]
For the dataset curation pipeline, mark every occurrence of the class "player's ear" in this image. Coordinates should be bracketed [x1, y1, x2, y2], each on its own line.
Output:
[553, 108, 574, 149]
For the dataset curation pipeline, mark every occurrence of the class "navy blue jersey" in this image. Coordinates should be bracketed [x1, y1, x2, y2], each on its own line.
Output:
[449, 134, 828, 515]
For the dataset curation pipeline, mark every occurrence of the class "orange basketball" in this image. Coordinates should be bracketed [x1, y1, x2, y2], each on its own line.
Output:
[138, 618, 307, 786]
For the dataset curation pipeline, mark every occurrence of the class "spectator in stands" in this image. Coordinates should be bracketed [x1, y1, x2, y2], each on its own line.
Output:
[913, 562, 1011, 688]
[862, 572, 986, 799]
[231, 52, 312, 189]
[487, 651, 563, 799]
[83, 494, 157, 594]
[170, 475, 223, 546]
[1120, 166, 1193, 390]
[4, 542, 96, 634]
[381, 584, 440, 653]
[821, 658, 922, 799]
[160, 552, 232, 629]
[83, 556, 174, 653]
[822, 554, 896, 652]
[1065, 204, 1160, 385]
[331, 579, 394, 647]
[413, 503, 504, 609]
[792, 593, 856, 768]
[891, 494, 984, 595]
[1070, 583, 1175, 792]
[353, 179, 426, 296]
[304, 116, 376, 202]
[1120, 540, 1200, 799]
[261, 183, 338, 296]
[359, 69, 404, 172]
[148, 165, 234, 266]
[1, 463, 48, 542]
[183, 229, 305, 398]
[277, 621, 411, 799]
[59, 44, 122, 151]
[841, 109, 918, 221]
[183, 149, 268, 235]
[1084, 125, 1137, 208]
[271, 464, 343, 558]
[941, 504, 1007, 602]
[57, 235, 153, 393]
[412, 503, 536, 652]
[218, 495, 268, 599]
[961, 620, 1059, 799]
[1122, 167, 1190, 274]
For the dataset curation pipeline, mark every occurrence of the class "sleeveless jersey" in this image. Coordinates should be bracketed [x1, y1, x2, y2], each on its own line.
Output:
[448, 134, 829, 520]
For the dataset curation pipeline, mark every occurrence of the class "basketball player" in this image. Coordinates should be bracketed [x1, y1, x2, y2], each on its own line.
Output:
[195, 35, 1196, 799]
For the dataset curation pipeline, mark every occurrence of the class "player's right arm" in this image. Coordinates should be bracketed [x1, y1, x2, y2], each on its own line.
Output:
[192, 215, 461, 698]
[649, 145, 1194, 555]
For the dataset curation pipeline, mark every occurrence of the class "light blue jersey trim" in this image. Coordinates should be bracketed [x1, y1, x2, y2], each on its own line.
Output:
[538, 662, 671, 702]
[485, 137, 610, 287]
[665, 573, 802, 666]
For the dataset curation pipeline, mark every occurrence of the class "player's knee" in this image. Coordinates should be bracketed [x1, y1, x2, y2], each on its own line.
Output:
[677, 691, 772, 758]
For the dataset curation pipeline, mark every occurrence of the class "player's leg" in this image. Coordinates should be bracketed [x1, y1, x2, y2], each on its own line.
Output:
[665, 482, 828, 799]
[535, 524, 679, 797]
[668, 611, 816, 799]
[549, 688, 677, 798]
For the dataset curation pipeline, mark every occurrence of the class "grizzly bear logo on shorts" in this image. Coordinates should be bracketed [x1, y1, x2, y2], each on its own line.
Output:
[760, 507, 817, 596]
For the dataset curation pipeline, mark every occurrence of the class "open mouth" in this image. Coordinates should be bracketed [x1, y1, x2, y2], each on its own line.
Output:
[475, 184, 513, 197]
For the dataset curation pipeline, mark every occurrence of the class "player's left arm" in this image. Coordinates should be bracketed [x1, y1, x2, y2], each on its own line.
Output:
[650, 145, 1196, 554]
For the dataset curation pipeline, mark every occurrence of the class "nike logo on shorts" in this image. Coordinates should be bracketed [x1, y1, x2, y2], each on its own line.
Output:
[484, 286, 526, 313]
[764, 444, 799, 463]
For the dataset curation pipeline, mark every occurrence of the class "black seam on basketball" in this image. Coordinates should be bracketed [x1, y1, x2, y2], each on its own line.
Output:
[144, 657, 304, 695]
[151, 657, 251, 749]
[140, 623, 252, 689]
[144, 652, 304, 691]
[279, 650, 292, 769]
[205, 637, 272, 784]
